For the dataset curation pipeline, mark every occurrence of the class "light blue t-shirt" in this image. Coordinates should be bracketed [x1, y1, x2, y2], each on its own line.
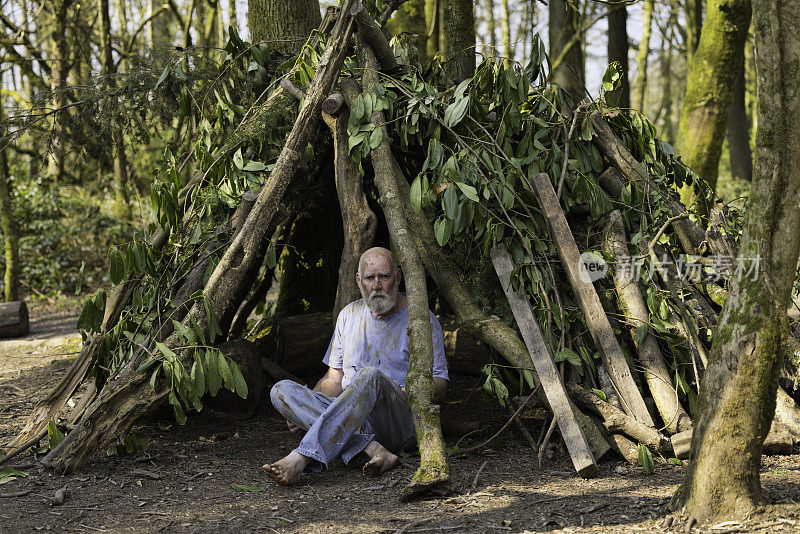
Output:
[322, 298, 449, 389]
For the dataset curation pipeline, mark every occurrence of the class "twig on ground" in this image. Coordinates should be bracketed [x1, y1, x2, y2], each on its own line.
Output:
[471, 460, 488, 488]
[0, 488, 35, 498]
[451, 385, 541, 458]
[537, 416, 558, 468]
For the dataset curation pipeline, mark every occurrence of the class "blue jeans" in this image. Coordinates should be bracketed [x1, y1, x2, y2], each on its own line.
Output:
[269, 366, 417, 472]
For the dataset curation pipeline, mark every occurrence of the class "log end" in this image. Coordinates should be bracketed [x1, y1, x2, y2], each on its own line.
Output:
[0, 300, 29, 338]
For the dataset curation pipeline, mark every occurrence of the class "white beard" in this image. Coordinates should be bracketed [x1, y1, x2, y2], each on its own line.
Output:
[365, 289, 397, 315]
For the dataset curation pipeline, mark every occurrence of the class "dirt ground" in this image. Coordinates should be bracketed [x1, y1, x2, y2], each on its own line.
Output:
[3, 304, 800, 533]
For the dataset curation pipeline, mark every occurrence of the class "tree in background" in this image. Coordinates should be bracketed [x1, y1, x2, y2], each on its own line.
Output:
[386, 0, 429, 65]
[549, 0, 584, 107]
[247, 0, 321, 53]
[672, 0, 800, 519]
[442, 0, 476, 82]
[675, 0, 750, 218]
[606, 0, 629, 108]
[632, 0, 653, 112]
[0, 79, 19, 302]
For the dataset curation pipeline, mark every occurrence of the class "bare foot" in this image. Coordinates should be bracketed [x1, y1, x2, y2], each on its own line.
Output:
[362, 441, 398, 477]
[262, 451, 311, 485]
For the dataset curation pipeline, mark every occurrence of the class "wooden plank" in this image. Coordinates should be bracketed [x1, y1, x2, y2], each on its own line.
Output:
[529, 172, 655, 427]
[491, 244, 598, 478]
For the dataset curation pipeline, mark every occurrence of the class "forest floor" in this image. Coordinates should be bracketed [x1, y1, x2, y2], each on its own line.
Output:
[3, 303, 800, 533]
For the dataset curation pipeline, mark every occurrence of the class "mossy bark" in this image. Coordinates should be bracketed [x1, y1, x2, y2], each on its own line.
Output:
[358, 37, 449, 493]
[673, 0, 800, 519]
[247, 0, 321, 54]
[0, 104, 19, 302]
[675, 0, 751, 218]
[441, 0, 476, 83]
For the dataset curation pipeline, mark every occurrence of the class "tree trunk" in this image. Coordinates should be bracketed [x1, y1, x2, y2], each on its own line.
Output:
[548, 0, 585, 107]
[99, 0, 132, 216]
[676, 0, 751, 218]
[441, 0, 476, 83]
[425, 0, 440, 61]
[672, 0, 800, 519]
[322, 83, 377, 317]
[485, 0, 497, 57]
[0, 98, 19, 303]
[605, 210, 692, 434]
[606, 2, 629, 108]
[46, 0, 73, 185]
[386, 0, 429, 65]
[247, 0, 321, 54]
[684, 0, 703, 65]
[727, 52, 753, 182]
[632, 0, 653, 113]
[499, 0, 511, 59]
[42, 3, 357, 473]
[148, 0, 172, 55]
[358, 35, 449, 495]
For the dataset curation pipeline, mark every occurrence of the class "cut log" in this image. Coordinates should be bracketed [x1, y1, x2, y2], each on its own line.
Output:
[529, 172, 655, 427]
[492, 244, 599, 478]
[605, 210, 692, 433]
[671, 421, 794, 459]
[567, 383, 673, 456]
[0, 301, 29, 338]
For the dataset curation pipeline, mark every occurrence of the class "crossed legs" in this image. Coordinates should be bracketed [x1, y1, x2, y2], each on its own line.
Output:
[263, 366, 415, 485]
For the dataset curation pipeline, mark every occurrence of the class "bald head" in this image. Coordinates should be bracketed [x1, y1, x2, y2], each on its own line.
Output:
[358, 247, 398, 277]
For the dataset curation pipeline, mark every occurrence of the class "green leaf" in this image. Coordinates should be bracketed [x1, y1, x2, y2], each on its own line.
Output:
[233, 148, 244, 169]
[231, 362, 249, 399]
[410, 176, 423, 211]
[230, 483, 264, 492]
[590, 388, 608, 402]
[368, 127, 383, 150]
[638, 444, 655, 474]
[635, 324, 649, 345]
[0, 466, 28, 485]
[136, 357, 159, 375]
[350, 94, 365, 125]
[206, 350, 222, 396]
[554, 348, 581, 367]
[242, 160, 267, 172]
[154, 66, 170, 90]
[110, 248, 125, 285]
[155, 341, 177, 361]
[172, 319, 195, 343]
[455, 182, 479, 202]
[443, 96, 469, 128]
[668, 457, 683, 466]
[442, 185, 458, 219]
[433, 217, 453, 246]
[149, 366, 160, 391]
[218, 354, 234, 391]
[47, 419, 65, 449]
[193, 353, 206, 399]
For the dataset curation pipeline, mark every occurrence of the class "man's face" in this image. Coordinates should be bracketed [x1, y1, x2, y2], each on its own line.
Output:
[357, 253, 399, 316]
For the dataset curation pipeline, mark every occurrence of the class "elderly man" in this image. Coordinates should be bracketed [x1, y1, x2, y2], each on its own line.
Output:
[262, 247, 448, 485]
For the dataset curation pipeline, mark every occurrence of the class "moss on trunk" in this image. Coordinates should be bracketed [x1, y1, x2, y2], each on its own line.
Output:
[673, 0, 800, 519]
[675, 0, 751, 218]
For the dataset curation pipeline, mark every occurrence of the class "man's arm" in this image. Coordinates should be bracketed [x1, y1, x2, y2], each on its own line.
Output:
[313, 367, 344, 397]
[433, 377, 448, 404]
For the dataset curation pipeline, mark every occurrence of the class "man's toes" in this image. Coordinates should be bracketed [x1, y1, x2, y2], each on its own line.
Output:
[362, 457, 383, 477]
[262, 463, 291, 485]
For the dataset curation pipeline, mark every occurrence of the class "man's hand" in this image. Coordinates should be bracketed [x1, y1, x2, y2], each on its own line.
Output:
[313, 367, 344, 397]
[286, 421, 303, 435]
